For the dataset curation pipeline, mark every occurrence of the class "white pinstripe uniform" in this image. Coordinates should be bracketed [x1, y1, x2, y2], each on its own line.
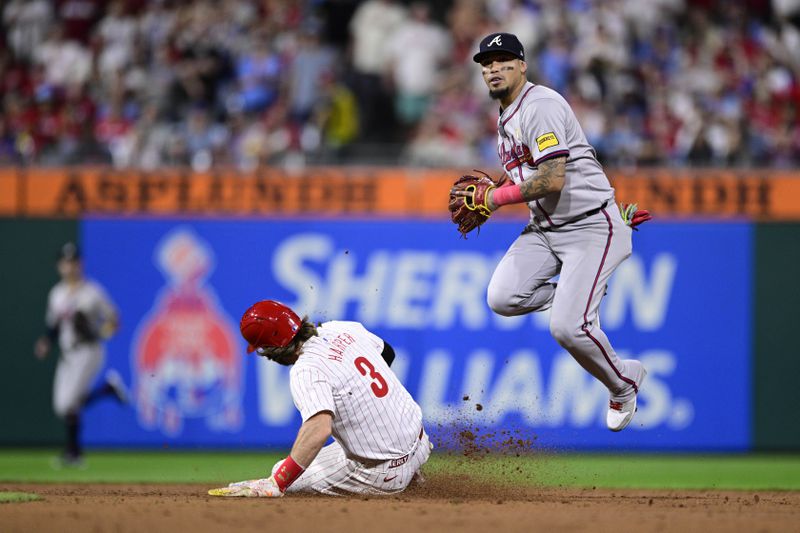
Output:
[486, 81, 646, 404]
[46, 279, 117, 417]
[283, 321, 430, 495]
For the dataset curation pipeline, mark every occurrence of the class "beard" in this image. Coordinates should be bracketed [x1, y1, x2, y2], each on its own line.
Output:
[489, 86, 510, 100]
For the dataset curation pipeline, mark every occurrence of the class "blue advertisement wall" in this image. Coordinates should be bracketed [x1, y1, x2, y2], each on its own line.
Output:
[81, 218, 752, 450]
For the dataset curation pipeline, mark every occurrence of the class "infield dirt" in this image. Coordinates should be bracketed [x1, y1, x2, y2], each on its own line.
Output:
[1, 476, 799, 533]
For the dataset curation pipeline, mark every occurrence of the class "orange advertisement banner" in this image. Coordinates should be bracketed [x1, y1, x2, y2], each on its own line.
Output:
[1, 167, 799, 220]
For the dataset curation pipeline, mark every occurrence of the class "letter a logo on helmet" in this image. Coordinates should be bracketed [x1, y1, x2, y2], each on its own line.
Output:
[488, 35, 502, 47]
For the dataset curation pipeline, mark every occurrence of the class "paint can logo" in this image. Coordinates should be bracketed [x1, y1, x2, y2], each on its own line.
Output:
[133, 228, 242, 436]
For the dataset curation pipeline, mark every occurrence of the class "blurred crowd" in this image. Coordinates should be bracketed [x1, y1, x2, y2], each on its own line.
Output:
[1, 0, 799, 170]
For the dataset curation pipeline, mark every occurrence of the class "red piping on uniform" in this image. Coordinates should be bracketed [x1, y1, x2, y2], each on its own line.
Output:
[504, 153, 532, 171]
[501, 85, 536, 129]
[533, 149, 570, 167]
[581, 208, 637, 393]
[535, 199, 554, 226]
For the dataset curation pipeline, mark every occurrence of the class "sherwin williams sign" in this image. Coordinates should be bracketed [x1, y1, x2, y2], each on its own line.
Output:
[81, 219, 751, 450]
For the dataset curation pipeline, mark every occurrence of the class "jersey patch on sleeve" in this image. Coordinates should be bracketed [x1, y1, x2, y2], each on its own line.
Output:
[536, 132, 559, 151]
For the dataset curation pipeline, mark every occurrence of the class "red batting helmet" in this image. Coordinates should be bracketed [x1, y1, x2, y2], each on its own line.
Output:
[240, 300, 302, 352]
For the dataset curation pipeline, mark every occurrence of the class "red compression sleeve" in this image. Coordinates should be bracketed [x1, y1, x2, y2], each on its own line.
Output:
[272, 456, 305, 492]
[492, 183, 525, 206]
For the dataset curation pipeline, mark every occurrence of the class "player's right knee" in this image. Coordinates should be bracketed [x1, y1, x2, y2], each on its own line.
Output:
[486, 287, 518, 316]
[53, 398, 78, 418]
[549, 319, 579, 349]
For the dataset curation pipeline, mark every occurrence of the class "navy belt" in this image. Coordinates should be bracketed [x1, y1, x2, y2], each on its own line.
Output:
[523, 200, 609, 234]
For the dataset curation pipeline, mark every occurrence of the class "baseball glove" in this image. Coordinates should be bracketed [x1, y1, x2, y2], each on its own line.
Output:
[73, 311, 98, 343]
[449, 171, 498, 238]
[619, 203, 653, 230]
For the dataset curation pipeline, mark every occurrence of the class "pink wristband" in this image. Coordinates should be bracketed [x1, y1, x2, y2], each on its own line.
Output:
[273, 455, 305, 492]
[492, 184, 525, 206]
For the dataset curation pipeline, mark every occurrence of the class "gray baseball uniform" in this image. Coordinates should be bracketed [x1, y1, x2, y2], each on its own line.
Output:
[46, 279, 117, 416]
[487, 82, 646, 403]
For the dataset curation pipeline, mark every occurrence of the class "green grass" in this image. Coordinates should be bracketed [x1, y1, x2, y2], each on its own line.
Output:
[0, 450, 799, 490]
[0, 450, 286, 484]
[0, 492, 42, 503]
[426, 454, 800, 491]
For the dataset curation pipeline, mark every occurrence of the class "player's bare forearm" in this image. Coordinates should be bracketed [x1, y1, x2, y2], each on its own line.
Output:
[289, 411, 333, 467]
[488, 156, 566, 210]
[519, 156, 566, 201]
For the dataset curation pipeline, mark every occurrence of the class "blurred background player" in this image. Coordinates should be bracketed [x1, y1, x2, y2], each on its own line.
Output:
[209, 300, 430, 497]
[34, 242, 128, 467]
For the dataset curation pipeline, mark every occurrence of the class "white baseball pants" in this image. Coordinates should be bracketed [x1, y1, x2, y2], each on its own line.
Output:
[285, 430, 432, 496]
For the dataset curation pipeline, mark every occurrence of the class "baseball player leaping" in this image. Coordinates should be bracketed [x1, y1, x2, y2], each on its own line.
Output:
[209, 300, 430, 498]
[453, 33, 652, 432]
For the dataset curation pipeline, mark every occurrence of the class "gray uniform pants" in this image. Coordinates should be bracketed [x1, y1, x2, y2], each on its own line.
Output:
[487, 206, 646, 403]
[53, 344, 105, 417]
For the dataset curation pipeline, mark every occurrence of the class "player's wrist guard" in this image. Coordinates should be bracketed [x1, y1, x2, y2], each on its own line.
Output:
[492, 183, 525, 207]
[272, 455, 305, 492]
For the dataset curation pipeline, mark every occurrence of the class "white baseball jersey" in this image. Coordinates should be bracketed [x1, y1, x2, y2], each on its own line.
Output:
[46, 279, 117, 351]
[289, 321, 423, 462]
[498, 81, 615, 228]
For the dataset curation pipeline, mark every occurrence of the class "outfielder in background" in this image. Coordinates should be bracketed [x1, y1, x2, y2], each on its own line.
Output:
[451, 33, 652, 431]
[34, 242, 128, 467]
[210, 300, 430, 497]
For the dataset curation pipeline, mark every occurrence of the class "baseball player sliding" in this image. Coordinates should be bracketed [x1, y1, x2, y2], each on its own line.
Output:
[451, 33, 652, 432]
[209, 300, 430, 497]
[34, 242, 128, 467]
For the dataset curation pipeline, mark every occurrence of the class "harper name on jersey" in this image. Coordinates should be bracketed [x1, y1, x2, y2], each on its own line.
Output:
[290, 321, 423, 463]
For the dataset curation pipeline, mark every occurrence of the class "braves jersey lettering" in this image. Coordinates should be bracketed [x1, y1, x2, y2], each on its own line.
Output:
[497, 82, 615, 227]
[501, 142, 533, 172]
[290, 321, 422, 462]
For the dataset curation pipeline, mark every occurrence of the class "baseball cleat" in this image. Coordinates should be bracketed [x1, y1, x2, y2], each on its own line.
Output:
[607, 367, 647, 432]
[50, 453, 86, 470]
[606, 397, 637, 432]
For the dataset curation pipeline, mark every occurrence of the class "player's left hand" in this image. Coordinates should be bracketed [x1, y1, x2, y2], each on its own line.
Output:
[619, 202, 652, 230]
[208, 476, 284, 498]
[34, 336, 50, 360]
[449, 171, 498, 238]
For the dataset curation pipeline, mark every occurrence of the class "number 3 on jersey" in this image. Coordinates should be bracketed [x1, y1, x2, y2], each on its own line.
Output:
[354, 357, 389, 398]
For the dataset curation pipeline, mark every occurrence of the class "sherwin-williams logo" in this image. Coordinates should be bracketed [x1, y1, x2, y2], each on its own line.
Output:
[132, 228, 242, 436]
